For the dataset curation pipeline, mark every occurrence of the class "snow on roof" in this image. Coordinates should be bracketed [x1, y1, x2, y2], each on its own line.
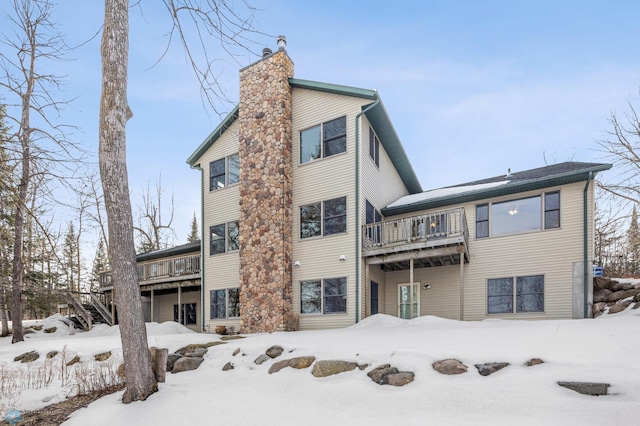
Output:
[387, 181, 510, 208]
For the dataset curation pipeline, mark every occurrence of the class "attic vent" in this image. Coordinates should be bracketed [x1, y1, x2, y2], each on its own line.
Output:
[262, 48, 272, 58]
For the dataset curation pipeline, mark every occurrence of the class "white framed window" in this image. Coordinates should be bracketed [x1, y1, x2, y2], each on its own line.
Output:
[300, 116, 346, 164]
[476, 191, 561, 239]
[300, 196, 347, 238]
[209, 221, 240, 255]
[397, 283, 419, 319]
[209, 153, 239, 191]
[210, 288, 240, 319]
[300, 277, 347, 315]
[487, 275, 544, 314]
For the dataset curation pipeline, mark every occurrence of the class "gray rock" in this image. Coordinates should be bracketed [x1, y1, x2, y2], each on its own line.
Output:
[44, 327, 57, 334]
[233, 348, 241, 356]
[432, 359, 468, 375]
[605, 289, 639, 303]
[593, 289, 612, 303]
[608, 300, 632, 314]
[592, 302, 607, 317]
[254, 354, 270, 365]
[475, 362, 509, 376]
[172, 356, 204, 373]
[15, 351, 39, 363]
[222, 362, 234, 371]
[611, 282, 633, 292]
[268, 359, 291, 374]
[367, 364, 399, 385]
[558, 381, 610, 396]
[525, 358, 544, 366]
[46, 351, 59, 359]
[311, 360, 358, 377]
[266, 345, 284, 358]
[94, 351, 111, 361]
[184, 347, 208, 358]
[66, 355, 80, 366]
[387, 372, 415, 386]
[166, 353, 182, 372]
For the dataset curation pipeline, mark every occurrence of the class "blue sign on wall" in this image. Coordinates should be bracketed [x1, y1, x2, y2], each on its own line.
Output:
[593, 266, 604, 277]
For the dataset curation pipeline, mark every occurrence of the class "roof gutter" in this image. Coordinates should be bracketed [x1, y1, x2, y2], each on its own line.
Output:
[190, 163, 206, 331]
[354, 95, 380, 324]
[583, 171, 593, 318]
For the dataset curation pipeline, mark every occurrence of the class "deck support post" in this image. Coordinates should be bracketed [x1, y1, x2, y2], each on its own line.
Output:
[150, 289, 155, 322]
[177, 286, 182, 325]
[410, 257, 414, 318]
[459, 249, 464, 320]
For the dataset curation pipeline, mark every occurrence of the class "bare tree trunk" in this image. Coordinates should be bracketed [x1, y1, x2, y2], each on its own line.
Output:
[0, 284, 9, 336]
[99, 0, 157, 403]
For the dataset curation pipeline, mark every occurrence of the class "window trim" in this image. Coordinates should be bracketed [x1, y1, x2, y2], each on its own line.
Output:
[299, 116, 347, 164]
[300, 196, 347, 239]
[487, 275, 545, 315]
[300, 277, 348, 315]
[369, 127, 380, 167]
[209, 153, 240, 192]
[475, 191, 561, 239]
[210, 287, 240, 319]
[209, 221, 240, 255]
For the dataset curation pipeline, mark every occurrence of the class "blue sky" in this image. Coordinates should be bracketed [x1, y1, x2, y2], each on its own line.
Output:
[4, 0, 640, 246]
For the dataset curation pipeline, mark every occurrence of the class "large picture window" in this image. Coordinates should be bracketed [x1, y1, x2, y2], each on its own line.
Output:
[300, 277, 347, 315]
[300, 116, 346, 163]
[476, 191, 560, 239]
[487, 275, 544, 314]
[209, 221, 240, 255]
[300, 197, 347, 239]
[209, 153, 239, 191]
[210, 288, 240, 319]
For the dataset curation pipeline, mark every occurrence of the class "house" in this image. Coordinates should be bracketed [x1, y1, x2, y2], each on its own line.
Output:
[183, 38, 610, 334]
[98, 240, 202, 331]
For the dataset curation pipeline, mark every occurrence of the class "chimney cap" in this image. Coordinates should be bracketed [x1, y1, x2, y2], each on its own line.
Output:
[277, 35, 287, 50]
[262, 47, 272, 58]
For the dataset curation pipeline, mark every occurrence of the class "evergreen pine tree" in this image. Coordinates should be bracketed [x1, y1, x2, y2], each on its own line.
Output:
[187, 212, 199, 243]
[627, 206, 640, 276]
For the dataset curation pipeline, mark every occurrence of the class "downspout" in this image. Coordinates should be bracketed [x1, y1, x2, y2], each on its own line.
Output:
[354, 94, 380, 324]
[191, 164, 206, 331]
[583, 171, 593, 318]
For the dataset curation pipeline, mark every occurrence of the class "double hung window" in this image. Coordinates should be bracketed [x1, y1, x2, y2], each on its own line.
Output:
[209, 153, 239, 191]
[300, 116, 347, 163]
[210, 221, 240, 255]
[300, 197, 347, 238]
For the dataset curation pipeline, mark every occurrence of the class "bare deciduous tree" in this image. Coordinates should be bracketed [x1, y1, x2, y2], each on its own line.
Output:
[134, 177, 176, 253]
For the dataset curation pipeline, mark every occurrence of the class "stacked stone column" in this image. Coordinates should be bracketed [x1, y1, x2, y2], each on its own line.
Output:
[238, 49, 294, 333]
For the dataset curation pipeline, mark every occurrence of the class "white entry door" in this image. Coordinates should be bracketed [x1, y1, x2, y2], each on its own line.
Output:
[398, 283, 420, 319]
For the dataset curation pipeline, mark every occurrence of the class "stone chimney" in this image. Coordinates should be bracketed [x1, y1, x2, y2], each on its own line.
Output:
[237, 40, 294, 333]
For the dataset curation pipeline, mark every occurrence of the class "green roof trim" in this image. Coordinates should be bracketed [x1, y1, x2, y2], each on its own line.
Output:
[137, 240, 201, 262]
[382, 162, 612, 216]
[288, 78, 377, 100]
[186, 106, 239, 166]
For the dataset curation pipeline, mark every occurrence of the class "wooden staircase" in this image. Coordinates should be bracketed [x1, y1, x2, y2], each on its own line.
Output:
[62, 291, 114, 331]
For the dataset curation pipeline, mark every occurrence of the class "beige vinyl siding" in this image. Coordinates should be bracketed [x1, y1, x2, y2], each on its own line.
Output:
[359, 115, 411, 320]
[199, 120, 242, 332]
[153, 290, 200, 332]
[291, 88, 370, 329]
[380, 181, 593, 321]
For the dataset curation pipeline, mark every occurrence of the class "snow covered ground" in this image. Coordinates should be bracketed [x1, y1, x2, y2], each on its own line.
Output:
[1, 308, 639, 425]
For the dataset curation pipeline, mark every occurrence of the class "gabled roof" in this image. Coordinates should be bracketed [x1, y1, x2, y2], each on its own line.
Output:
[136, 240, 201, 262]
[382, 161, 612, 216]
[186, 79, 422, 194]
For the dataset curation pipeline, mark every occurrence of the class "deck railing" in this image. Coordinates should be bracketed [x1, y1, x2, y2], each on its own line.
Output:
[99, 253, 201, 288]
[362, 207, 468, 252]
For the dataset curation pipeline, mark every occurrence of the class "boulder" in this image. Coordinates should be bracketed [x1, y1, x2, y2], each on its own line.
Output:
[172, 356, 204, 373]
[593, 289, 612, 303]
[636, 292, 640, 302]
[525, 358, 544, 367]
[117, 363, 126, 378]
[254, 354, 270, 365]
[558, 381, 610, 396]
[367, 364, 399, 385]
[222, 362, 234, 371]
[46, 351, 59, 359]
[175, 344, 210, 356]
[311, 360, 358, 377]
[592, 302, 607, 318]
[33, 325, 43, 331]
[387, 372, 415, 387]
[268, 356, 315, 374]
[432, 359, 468, 375]
[611, 282, 633, 292]
[233, 348, 242, 356]
[184, 347, 208, 358]
[166, 353, 182, 372]
[15, 351, 39, 363]
[94, 351, 112, 361]
[66, 355, 80, 366]
[606, 289, 640, 303]
[475, 362, 509, 376]
[608, 300, 632, 314]
[44, 327, 57, 334]
[265, 345, 284, 358]
[593, 277, 616, 290]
